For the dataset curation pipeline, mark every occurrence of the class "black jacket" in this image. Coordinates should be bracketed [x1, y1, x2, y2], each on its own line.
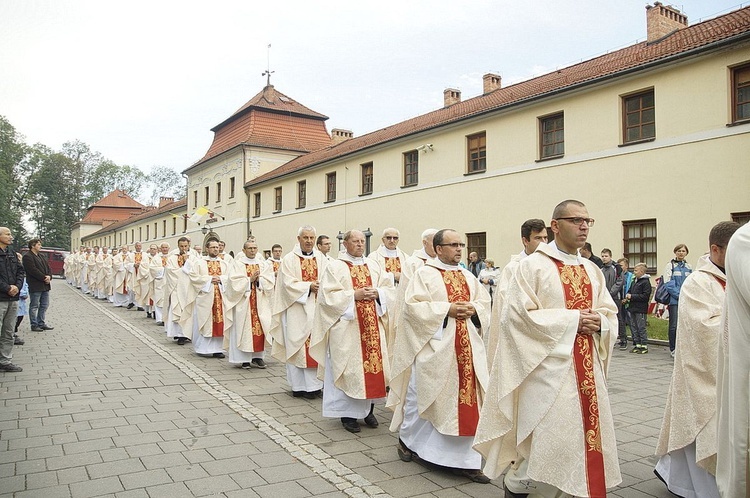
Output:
[22, 250, 52, 292]
[0, 247, 25, 301]
[628, 275, 653, 314]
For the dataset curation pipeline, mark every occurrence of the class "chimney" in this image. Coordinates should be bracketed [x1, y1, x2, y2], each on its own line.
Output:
[483, 73, 502, 94]
[646, 2, 687, 43]
[331, 128, 354, 145]
[159, 196, 175, 208]
[444, 88, 461, 107]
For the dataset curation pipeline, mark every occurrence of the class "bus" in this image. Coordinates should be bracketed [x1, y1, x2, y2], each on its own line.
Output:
[19, 247, 69, 278]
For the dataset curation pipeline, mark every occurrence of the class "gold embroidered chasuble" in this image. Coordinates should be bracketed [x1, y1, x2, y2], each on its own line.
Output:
[657, 254, 728, 475]
[228, 257, 275, 353]
[387, 259, 490, 436]
[185, 257, 245, 339]
[310, 256, 394, 400]
[269, 247, 328, 367]
[473, 242, 621, 496]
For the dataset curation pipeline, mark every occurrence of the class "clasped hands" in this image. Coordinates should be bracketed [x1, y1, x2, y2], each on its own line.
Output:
[354, 286, 378, 301]
[448, 301, 476, 320]
[578, 309, 601, 335]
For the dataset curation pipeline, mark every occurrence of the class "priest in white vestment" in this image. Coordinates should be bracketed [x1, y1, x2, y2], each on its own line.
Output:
[655, 222, 740, 498]
[125, 242, 147, 311]
[368, 227, 408, 287]
[164, 237, 193, 342]
[387, 228, 438, 366]
[94, 247, 113, 300]
[111, 246, 131, 307]
[79, 248, 91, 292]
[149, 243, 170, 324]
[228, 239, 274, 369]
[138, 245, 157, 318]
[474, 200, 621, 497]
[268, 244, 283, 277]
[387, 229, 491, 483]
[311, 229, 393, 433]
[185, 239, 244, 358]
[486, 218, 548, 366]
[269, 228, 326, 398]
[716, 220, 750, 498]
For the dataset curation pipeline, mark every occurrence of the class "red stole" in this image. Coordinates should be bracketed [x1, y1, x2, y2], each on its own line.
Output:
[384, 256, 401, 274]
[134, 252, 142, 276]
[437, 268, 479, 436]
[299, 256, 319, 368]
[161, 255, 167, 266]
[207, 260, 224, 337]
[121, 256, 128, 294]
[345, 261, 386, 398]
[244, 263, 265, 351]
[552, 258, 606, 498]
[272, 260, 280, 273]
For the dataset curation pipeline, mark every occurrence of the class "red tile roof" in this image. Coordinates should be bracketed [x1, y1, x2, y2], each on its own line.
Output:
[247, 6, 750, 187]
[88, 189, 144, 209]
[84, 198, 188, 240]
[188, 86, 332, 170]
[79, 190, 146, 224]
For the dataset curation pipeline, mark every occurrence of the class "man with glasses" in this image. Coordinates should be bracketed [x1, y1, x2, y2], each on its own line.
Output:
[369, 228, 408, 286]
[388, 229, 492, 483]
[475, 200, 621, 497]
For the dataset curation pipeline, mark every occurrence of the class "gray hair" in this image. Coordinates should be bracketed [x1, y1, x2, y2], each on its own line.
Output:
[298, 225, 316, 236]
[421, 228, 438, 241]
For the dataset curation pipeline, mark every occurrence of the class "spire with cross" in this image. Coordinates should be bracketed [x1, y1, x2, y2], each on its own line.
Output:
[262, 43, 274, 87]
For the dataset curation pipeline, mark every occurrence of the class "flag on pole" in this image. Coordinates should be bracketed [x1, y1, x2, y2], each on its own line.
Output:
[189, 206, 209, 223]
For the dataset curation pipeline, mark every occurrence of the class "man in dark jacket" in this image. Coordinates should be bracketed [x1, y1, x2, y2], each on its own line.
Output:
[0, 227, 25, 372]
[22, 238, 54, 332]
[625, 262, 653, 354]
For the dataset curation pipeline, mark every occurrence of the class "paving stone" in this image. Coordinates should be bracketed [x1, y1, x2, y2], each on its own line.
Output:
[69, 476, 124, 498]
[184, 474, 241, 496]
[86, 457, 146, 479]
[253, 480, 313, 498]
[14, 484, 72, 498]
[142, 481, 192, 498]
[0, 475, 25, 493]
[119, 468, 172, 490]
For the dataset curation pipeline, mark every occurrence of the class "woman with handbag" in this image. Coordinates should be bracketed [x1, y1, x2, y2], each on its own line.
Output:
[663, 244, 692, 357]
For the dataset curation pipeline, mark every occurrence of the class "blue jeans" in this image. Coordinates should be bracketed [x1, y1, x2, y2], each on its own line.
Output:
[668, 304, 678, 352]
[29, 291, 50, 328]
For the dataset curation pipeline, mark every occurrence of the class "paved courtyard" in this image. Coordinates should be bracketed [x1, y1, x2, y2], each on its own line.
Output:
[0, 279, 675, 497]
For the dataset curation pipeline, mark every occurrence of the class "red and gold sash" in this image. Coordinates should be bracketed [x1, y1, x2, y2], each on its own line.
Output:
[345, 261, 386, 398]
[553, 258, 605, 498]
[299, 256, 318, 367]
[161, 255, 167, 266]
[245, 263, 265, 351]
[272, 260, 280, 273]
[438, 268, 479, 436]
[207, 260, 224, 337]
[177, 253, 187, 267]
[134, 252, 142, 275]
[384, 256, 401, 274]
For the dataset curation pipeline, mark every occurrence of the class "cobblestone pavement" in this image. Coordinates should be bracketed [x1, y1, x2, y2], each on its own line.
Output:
[0, 280, 674, 497]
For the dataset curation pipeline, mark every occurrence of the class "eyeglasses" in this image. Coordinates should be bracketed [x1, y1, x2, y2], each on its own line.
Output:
[555, 217, 595, 227]
[384, 236, 399, 240]
[437, 242, 466, 248]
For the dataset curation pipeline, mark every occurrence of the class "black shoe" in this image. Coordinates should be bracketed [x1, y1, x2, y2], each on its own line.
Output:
[13, 335, 24, 346]
[504, 488, 529, 498]
[0, 363, 22, 372]
[397, 439, 413, 462]
[341, 418, 361, 433]
[241, 362, 252, 369]
[136, 307, 144, 311]
[292, 391, 305, 398]
[126, 303, 135, 309]
[31, 327, 43, 332]
[212, 352, 225, 359]
[364, 412, 379, 428]
[452, 468, 491, 484]
[156, 321, 165, 326]
[303, 391, 317, 399]
[40, 325, 54, 330]
[250, 358, 267, 369]
[176, 337, 187, 345]
[146, 312, 152, 319]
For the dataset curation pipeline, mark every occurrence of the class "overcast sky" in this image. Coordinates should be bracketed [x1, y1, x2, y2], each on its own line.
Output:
[1, 0, 744, 173]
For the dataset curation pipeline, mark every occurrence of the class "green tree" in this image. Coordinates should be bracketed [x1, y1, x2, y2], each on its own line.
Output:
[0, 116, 30, 247]
[147, 166, 185, 205]
[87, 160, 147, 204]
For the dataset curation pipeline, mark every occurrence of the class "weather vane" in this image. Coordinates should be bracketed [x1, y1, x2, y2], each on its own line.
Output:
[262, 43, 274, 87]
